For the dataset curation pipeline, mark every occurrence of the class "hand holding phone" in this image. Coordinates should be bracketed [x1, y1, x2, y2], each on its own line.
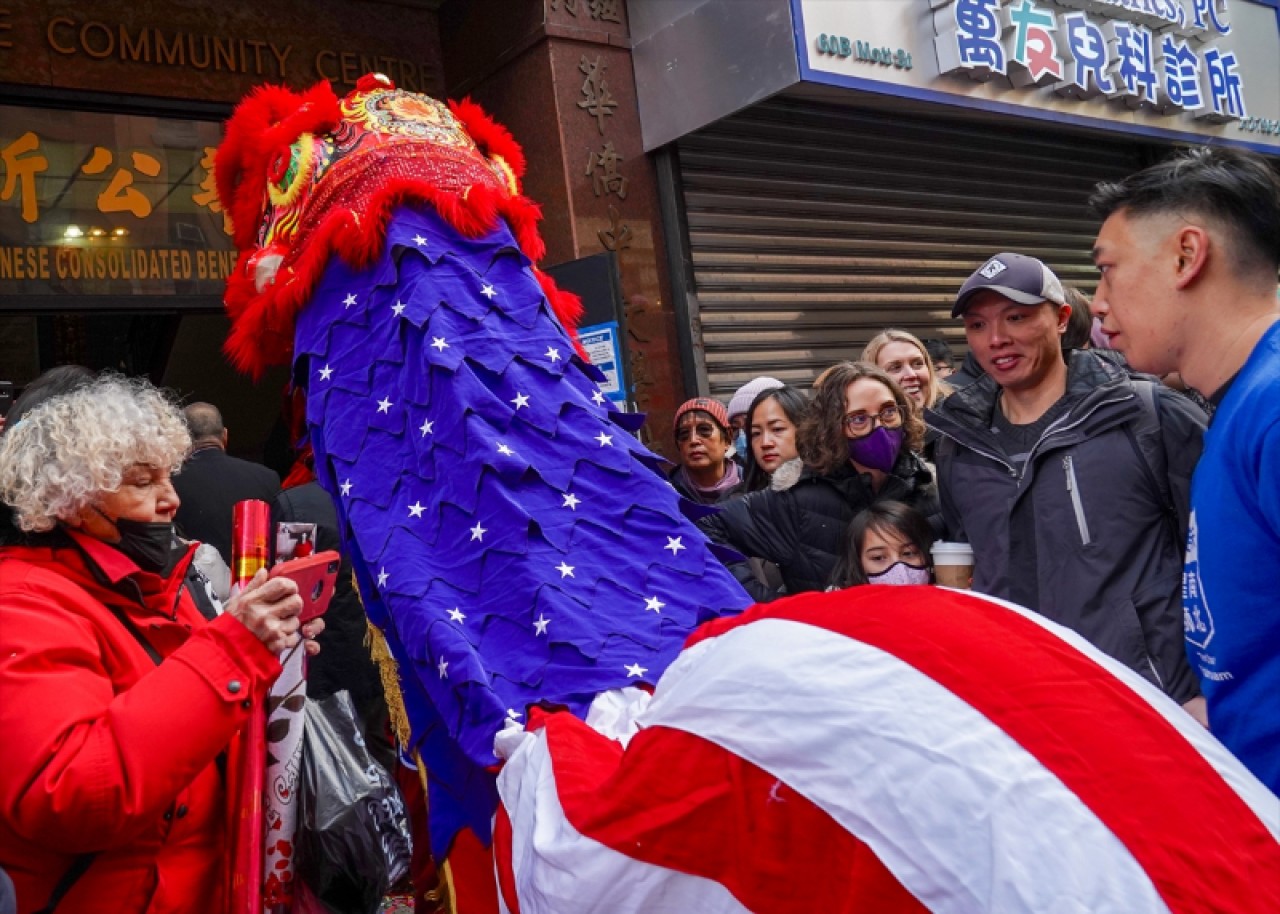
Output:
[268, 550, 340, 622]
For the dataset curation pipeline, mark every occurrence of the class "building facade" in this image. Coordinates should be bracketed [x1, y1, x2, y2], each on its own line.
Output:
[631, 0, 1280, 398]
[2, 0, 1277, 455]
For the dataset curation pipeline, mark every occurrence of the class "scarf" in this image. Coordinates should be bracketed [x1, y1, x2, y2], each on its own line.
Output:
[676, 461, 741, 504]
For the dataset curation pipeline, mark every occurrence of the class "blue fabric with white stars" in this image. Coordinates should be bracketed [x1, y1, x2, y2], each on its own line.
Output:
[293, 205, 751, 856]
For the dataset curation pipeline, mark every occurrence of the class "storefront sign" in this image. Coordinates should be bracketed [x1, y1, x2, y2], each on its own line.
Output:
[795, 0, 1280, 153]
[34, 17, 438, 93]
[933, 0, 1243, 123]
[0, 105, 234, 298]
[0, 2, 443, 104]
[815, 34, 914, 69]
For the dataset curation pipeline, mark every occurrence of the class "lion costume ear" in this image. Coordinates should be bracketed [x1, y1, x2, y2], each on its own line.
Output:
[449, 97, 527, 196]
[216, 81, 342, 250]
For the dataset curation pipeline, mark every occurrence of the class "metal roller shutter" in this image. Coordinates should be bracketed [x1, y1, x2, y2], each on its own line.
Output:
[675, 97, 1148, 399]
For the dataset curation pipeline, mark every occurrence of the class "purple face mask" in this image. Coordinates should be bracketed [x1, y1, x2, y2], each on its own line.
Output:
[847, 426, 904, 473]
[867, 561, 931, 586]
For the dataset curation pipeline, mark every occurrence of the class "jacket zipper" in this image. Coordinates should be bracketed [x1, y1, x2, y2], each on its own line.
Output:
[932, 393, 1133, 483]
[1062, 455, 1092, 546]
[1021, 394, 1130, 474]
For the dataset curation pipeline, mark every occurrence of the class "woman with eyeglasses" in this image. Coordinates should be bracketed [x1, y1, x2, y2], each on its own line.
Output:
[700, 362, 938, 598]
[668, 397, 743, 505]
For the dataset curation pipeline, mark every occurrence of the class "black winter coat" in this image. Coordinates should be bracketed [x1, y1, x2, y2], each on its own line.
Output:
[173, 447, 280, 566]
[928, 350, 1206, 703]
[699, 452, 938, 596]
[272, 482, 384, 714]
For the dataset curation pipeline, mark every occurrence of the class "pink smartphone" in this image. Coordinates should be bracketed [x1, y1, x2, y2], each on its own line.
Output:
[268, 550, 340, 622]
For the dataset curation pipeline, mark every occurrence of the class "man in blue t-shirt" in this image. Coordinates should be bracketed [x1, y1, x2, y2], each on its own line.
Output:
[1088, 147, 1280, 793]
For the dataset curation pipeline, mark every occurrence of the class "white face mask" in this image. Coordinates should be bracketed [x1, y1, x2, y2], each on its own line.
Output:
[866, 561, 931, 586]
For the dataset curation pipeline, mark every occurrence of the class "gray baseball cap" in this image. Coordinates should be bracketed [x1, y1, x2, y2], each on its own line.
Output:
[953, 253, 1065, 318]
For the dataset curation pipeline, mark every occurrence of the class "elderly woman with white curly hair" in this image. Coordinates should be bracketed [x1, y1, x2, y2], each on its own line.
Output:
[0, 374, 322, 914]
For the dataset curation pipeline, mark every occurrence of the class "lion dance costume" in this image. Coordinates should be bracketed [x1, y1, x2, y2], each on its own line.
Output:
[217, 75, 1280, 913]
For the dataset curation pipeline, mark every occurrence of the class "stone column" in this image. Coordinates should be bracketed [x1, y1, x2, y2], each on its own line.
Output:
[441, 0, 684, 453]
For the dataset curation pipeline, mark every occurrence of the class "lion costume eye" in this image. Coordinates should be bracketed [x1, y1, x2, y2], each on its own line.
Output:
[267, 133, 316, 208]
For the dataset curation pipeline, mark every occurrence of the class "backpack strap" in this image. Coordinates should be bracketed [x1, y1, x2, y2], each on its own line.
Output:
[1122, 379, 1181, 544]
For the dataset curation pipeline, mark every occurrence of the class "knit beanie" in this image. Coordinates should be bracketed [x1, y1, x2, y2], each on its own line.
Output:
[726, 376, 784, 420]
[673, 397, 730, 435]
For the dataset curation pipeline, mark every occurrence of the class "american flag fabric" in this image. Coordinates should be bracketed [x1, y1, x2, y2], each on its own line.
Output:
[494, 586, 1280, 913]
[292, 204, 752, 856]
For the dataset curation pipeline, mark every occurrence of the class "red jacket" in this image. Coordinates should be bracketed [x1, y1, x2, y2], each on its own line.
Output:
[0, 529, 279, 914]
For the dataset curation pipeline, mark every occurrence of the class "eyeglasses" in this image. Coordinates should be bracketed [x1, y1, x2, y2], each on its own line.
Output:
[843, 405, 902, 435]
[675, 421, 721, 443]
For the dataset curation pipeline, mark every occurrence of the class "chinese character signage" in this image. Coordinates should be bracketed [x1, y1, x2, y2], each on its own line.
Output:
[935, 0, 1246, 120]
[0, 105, 234, 297]
[798, 0, 1280, 152]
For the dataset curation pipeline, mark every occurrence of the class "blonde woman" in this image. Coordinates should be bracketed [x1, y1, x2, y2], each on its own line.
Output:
[861, 329, 951, 410]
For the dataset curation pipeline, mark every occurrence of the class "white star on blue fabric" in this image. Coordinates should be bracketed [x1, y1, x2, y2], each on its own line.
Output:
[318, 364, 333, 381]
[644, 596, 665, 613]
[431, 337, 449, 352]
[470, 522, 487, 542]
[511, 392, 530, 410]
[343, 293, 357, 308]
[392, 301, 407, 317]
[340, 479, 352, 496]
[595, 431, 613, 447]
[592, 390, 606, 406]
[376, 397, 393, 413]
[545, 346, 561, 363]
[625, 662, 647, 678]
[413, 234, 428, 247]
[497, 442, 515, 457]
[665, 536, 685, 556]
[437, 657, 449, 679]
[562, 493, 580, 510]
[507, 708, 523, 719]
[481, 283, 497, 300]
[377, 567, 389, 588]
[408, 501, 425, 518]
[420, 418, 434, 437]
[447, 608, 466, 623]
[556, 562, 575, 579]
[533, 614, 550, 635]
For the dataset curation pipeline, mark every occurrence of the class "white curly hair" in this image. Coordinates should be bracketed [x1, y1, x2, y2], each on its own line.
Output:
[0, 374, 191, 532]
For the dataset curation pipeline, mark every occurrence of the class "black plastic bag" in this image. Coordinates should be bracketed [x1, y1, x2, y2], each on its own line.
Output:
[294, 690, 413, 914]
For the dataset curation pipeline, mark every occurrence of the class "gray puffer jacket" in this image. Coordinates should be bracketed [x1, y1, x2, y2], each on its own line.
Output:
[927, 350, 1206, 703]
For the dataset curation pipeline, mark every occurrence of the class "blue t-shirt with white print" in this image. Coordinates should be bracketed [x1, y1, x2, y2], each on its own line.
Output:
[1183, 320, 1280, 793]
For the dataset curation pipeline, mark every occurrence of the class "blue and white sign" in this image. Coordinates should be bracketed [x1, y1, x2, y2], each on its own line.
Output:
[578, 321, 628, 407]
[797, 0, 1280, 153]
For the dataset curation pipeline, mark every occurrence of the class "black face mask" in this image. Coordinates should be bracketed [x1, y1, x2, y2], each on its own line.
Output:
[94, 508, 183, 577]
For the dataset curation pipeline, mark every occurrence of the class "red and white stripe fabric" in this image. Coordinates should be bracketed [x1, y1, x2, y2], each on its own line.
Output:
[495, 586, 1280, 913]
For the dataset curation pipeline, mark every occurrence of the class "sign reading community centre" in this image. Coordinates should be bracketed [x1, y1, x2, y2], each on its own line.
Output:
[796, 0, 1280, 152]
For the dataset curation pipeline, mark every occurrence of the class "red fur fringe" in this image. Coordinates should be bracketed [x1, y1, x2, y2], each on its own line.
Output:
[223, 179, 582, 377]
[219, 82, 583, 378]
[448, 98, 527, 183]
[216, 82, 343, 251]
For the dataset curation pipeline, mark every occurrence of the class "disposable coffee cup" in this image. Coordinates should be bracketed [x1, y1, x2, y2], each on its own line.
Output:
[931, 541, 974, 590]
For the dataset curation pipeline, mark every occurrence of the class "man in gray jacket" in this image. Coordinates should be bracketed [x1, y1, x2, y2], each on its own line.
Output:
[928, 253, 1207, 720]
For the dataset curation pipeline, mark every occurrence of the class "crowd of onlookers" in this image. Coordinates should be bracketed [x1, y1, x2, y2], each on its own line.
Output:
[662, 146, 1280, 763]
[0, 138, 1278, 914]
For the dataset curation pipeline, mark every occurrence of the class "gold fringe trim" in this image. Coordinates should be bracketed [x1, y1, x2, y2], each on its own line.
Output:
[365, 617, 412, 750]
